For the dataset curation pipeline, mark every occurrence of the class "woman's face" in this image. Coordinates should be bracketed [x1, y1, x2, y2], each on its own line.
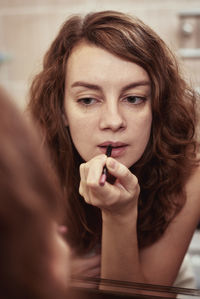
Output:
[64, 42, 152, 168]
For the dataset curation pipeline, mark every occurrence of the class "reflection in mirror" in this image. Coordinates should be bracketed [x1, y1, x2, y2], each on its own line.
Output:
[27, 9, 200, 293]
[1, 1, 200, 296]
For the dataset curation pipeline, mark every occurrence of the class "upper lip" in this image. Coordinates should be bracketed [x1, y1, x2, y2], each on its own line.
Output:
[98, 141, 128, 147]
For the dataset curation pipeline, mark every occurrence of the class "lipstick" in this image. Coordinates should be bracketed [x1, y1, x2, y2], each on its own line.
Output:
[105, 144, 112, 157]
[99, 145, 112, 186]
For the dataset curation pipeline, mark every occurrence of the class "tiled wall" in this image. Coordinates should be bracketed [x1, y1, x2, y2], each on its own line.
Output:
[0, 0, 200, 109]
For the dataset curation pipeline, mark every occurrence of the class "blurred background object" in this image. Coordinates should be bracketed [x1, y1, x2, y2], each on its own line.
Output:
[0, 52, 11, 64]
[178, 9, 200, 94]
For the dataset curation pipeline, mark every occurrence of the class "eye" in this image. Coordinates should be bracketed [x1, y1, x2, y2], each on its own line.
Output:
[125, 96, 146, 105]
[77, 97, 97, 105]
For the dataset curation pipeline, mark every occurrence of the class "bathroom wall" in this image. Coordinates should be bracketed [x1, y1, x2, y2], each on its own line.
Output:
[0, 0, 200, 109]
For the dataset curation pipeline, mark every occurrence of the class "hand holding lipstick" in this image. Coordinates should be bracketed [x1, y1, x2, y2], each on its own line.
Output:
[79, 153, 140, 215]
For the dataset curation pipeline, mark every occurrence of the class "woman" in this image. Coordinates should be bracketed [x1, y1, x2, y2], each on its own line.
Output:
[0, 86, 71, 299]
[27, 11, 200, 286]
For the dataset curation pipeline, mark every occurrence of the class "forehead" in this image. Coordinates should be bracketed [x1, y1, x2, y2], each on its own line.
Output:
[66, 42, 150, 86]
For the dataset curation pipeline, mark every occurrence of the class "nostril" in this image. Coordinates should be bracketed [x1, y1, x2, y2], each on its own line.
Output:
[99, 114, 125, 131]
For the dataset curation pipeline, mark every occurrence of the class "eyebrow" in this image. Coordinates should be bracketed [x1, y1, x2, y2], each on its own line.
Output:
[71, 80, 151, 93]
[71, 81, 102, 91]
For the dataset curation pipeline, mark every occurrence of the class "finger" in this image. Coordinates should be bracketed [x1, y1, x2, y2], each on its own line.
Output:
[79, 156, 106, 202]
[79, 162, 88, 183]
[106, 157, 139, 192]
[79, 163, 88, 198]
[79, 155, 106, 187]
[86, 155, 107, 186]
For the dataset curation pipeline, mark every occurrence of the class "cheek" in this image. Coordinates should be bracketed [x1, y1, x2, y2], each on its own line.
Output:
[67, 111, 96, 143]
[67, 118, 94, 161]
[140, 113, 152, 146]
[133, 108, 152, 136]
[143, 112, 152, 136]
[132, 111, 152, 152]
[68, 118, 91, 144]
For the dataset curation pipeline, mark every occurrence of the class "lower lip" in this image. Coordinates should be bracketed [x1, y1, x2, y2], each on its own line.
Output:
[99, 146, 127, 158]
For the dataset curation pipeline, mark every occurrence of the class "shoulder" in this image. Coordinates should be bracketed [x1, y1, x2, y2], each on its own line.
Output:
[185, 159, 200, 194]
[167, 159, 200, 237]
[184, 160, 200, 219]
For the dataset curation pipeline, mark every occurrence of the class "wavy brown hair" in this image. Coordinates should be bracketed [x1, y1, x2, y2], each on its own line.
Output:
[0, 87, 68, 299]
[27, 11, 199, 252]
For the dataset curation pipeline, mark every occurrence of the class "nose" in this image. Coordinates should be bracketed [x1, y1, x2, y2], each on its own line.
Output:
[99, 101, 126, 132]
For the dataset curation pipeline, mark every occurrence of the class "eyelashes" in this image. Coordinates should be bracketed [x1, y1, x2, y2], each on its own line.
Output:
[77, 95, 147, 106]
[124, 96, 146, 105]
[77, 97, 97, 105]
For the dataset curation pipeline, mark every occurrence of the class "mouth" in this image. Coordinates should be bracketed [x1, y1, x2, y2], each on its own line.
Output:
[98, 142, 128, 157]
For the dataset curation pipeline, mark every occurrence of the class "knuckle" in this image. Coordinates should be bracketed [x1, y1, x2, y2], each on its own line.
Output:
[79, 163, 85, 172]
[83, 195, 91, 204]
[79, 184, 83, 196]
[131, 177, 140, 198]
[87, 181, 98, 189]
[119, 163, 129, 178]
[80, 162, 89, 174]
[133, 175, 138, 186]
[104, 200, 116, 208]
